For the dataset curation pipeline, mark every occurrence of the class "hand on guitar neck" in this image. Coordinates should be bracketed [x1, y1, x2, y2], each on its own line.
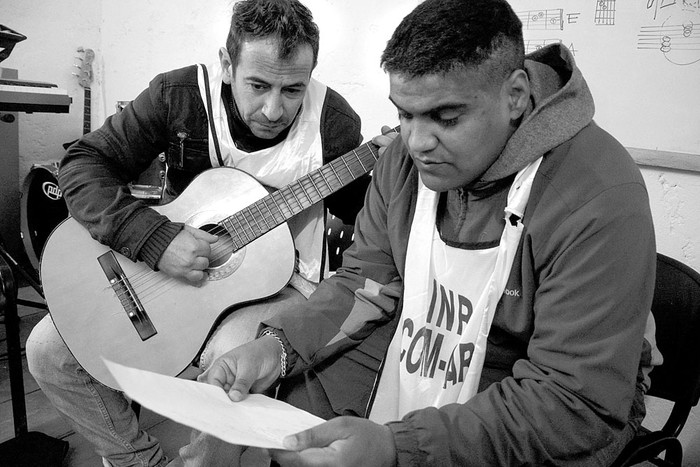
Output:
[372, 125, 400, 156]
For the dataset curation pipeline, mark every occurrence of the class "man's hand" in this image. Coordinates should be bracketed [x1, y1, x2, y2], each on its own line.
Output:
[372, 125, 400, 156]
[156, 225, 218, 284]
[198, 336, 283, 401]
[267, 416, 397, 467]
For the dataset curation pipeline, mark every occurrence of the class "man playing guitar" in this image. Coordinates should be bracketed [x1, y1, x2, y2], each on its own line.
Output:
[26, 1, 389, 466]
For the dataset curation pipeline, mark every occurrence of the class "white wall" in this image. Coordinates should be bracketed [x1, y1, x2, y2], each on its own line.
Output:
[96, 0, 414, 140]
[1, 0, 102, 176]
[2, 0, 699, 462]
[641, 164, 700, 463]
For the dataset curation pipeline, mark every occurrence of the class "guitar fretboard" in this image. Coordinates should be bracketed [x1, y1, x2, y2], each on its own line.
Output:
[222, 141, 381, 251]
[83, 88, 91, 135]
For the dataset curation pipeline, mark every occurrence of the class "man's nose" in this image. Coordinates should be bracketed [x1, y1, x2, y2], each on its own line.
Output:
[406, 121, 438, 153]
[262, 92, 284, 122]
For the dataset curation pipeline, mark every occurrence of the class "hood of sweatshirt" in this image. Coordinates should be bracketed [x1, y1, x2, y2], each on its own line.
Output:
[478, 43, 595, 183]
[437, 43, 596, 245]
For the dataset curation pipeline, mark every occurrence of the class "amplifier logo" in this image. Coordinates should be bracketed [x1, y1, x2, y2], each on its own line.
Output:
[42, 181, 63, 200]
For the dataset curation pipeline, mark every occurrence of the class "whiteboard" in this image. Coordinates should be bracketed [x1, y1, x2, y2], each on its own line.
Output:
[509, 0, 700, 162]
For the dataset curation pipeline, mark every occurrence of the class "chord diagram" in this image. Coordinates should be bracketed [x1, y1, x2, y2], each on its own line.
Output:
[524, 38, 563, 54]
[518, 9, 564, 31]
[595, 0, 616, 26]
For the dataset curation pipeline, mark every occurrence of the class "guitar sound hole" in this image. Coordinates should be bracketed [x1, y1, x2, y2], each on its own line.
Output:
[200, 223, 234, 268]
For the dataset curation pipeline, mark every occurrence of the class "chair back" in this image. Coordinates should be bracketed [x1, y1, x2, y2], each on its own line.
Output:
[325, 213, 355, 272]
[647, 253, 700, 437]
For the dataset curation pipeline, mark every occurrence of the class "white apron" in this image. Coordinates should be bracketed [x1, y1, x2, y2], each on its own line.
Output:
[370, 157, 543, 423]
[196, 62, 329, 284]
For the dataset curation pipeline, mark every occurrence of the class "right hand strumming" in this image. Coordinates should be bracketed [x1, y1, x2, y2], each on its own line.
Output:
[156, 224, 218, 284]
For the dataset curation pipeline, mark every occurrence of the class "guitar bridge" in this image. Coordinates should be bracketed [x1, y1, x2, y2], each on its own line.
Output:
[97, 251, 157, 341]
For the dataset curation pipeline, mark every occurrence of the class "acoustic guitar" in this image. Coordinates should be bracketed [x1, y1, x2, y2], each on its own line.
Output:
[41, 139, 382, 390]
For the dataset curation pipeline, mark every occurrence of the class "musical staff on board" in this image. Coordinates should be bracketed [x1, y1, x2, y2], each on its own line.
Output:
[638, 20, 700, 65]
[506, 0, 699, 170]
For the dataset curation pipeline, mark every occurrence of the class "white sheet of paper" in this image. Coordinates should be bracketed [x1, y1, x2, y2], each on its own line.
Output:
[104, 359, 324, 449]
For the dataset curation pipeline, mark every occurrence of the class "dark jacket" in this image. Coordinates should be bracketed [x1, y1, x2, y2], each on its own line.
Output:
[266, 44, 657, 466]
[58, 64, 368, 270]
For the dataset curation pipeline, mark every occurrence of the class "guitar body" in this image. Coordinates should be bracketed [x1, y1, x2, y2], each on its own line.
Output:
[41, 168, 295, 390]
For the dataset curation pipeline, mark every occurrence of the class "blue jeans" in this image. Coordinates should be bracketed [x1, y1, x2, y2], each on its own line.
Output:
[26, 285, 305, 467]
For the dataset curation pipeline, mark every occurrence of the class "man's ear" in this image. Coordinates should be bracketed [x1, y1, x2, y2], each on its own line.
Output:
[219, 47, 233, 85]
[505, 69, 530, 120]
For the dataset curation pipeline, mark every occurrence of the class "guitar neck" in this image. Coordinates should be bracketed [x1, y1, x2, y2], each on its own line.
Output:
[83, 87, 91, 135]
[223, 140, 381, 251]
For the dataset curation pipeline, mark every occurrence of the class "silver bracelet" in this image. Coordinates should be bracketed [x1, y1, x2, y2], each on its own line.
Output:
[261, 329, 287, 378]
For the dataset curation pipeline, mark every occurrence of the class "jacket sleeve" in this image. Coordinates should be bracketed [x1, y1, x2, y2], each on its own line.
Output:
[386, 180, 656, 466]
[263, 141, 406, 373]
[58, 72, 182, 267]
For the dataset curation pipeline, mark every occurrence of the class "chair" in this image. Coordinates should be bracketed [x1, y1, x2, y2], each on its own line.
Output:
[326, 213, 355, 272]
[611, 253, 700, 467]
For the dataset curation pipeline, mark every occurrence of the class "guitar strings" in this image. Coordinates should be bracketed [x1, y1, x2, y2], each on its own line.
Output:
[106, 150, 379, 307]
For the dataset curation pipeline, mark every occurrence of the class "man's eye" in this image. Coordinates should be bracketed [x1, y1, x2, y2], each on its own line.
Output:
[284, 88, 303, 96]
[397, 111, 412, 120]
[433, 111, 460, 127]
[439, 116, 459, 127]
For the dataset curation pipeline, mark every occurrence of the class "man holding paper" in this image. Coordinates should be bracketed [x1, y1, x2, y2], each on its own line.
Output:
[201, 0, 659, 465]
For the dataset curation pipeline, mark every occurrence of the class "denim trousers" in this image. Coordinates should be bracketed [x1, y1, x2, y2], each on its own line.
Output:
[26, 285, 305, 467]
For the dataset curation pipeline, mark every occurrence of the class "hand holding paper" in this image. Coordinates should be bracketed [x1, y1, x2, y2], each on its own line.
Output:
[104, 359, 324, 450]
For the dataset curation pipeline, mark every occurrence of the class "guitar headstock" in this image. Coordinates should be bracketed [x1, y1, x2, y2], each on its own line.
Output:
[75, 46, 95, 89]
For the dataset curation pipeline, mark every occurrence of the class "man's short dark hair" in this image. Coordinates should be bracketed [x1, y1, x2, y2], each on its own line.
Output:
[381, 0, 525, 82]
[226, 0, 320, 69]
